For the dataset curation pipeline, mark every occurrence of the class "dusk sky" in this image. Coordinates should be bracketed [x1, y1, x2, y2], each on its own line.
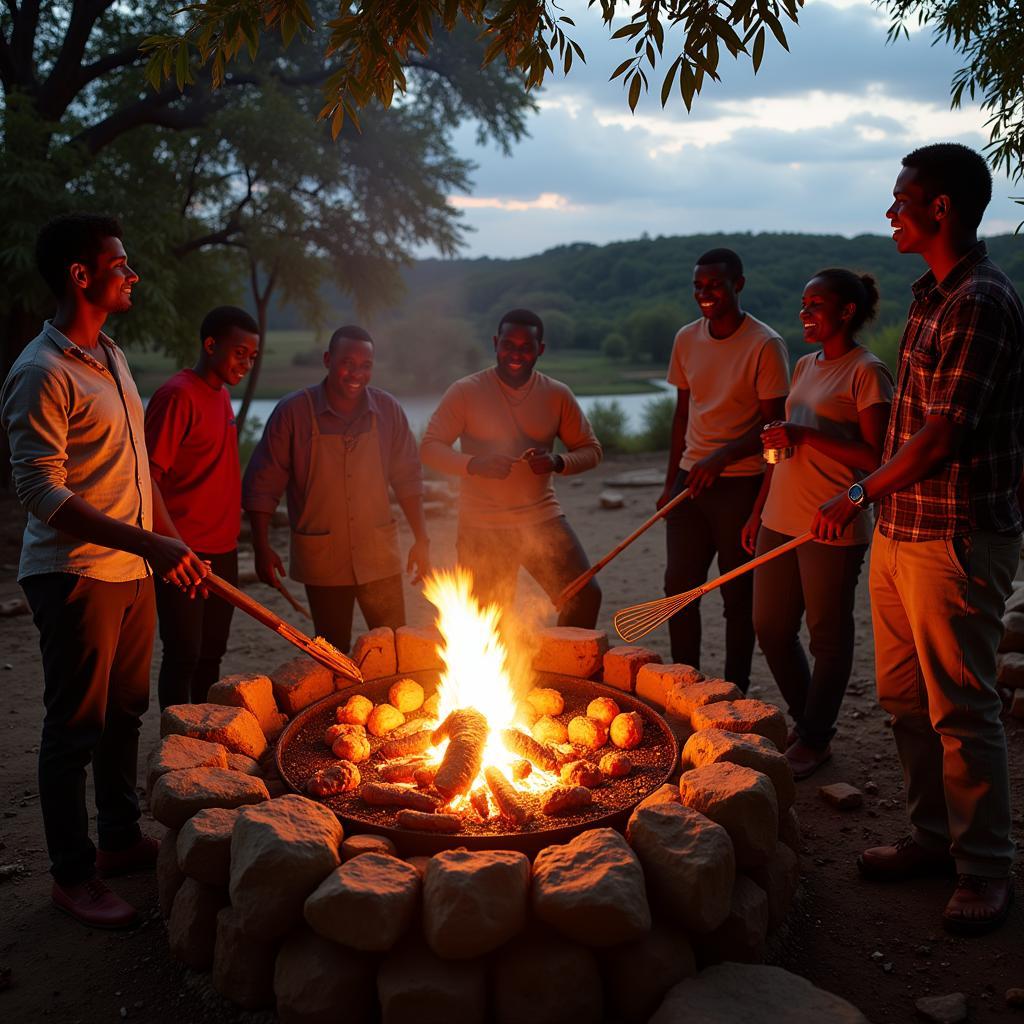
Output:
[442, 0, 1019, 258]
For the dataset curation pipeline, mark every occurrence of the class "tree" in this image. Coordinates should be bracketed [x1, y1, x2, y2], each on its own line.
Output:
[0, 2, 533, 413]
[152, 0, 1024, 206]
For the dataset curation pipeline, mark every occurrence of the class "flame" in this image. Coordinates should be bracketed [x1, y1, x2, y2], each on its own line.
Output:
[422, 567, 556, 801]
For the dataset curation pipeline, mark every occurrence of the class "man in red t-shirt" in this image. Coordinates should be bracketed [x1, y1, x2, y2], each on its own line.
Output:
[145, 306, 259, 708]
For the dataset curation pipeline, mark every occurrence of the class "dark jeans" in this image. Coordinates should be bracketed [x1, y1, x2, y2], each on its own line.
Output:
[664, 470, 762, 690]
[155, 548, 237, 709]
[305, 574, 406, 654]
[752, 526, 867, 749]
[457, 515, 601, 628]
[21, 573, 155, 886]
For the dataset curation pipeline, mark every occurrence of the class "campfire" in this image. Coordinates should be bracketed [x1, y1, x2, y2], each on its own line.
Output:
[276, 567, 677, 852]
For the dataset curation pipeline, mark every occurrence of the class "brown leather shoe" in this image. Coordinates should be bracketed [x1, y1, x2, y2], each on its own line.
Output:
[52, 877, 139, 930]
[943, 875, 1013, 935]
[96, 835, 159, 878]
[785, 740, 831, 780]
[857, 835, 955, 881]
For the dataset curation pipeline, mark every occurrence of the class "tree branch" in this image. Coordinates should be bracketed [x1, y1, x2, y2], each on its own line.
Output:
[8, 0, 39, 86]
[76, 38, 147, 88]
[0, 32, 16, 90]
[37, 0, 123, 119]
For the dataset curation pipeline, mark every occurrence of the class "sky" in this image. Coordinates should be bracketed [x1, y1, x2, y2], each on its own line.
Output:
[441, 0, 1020, 258]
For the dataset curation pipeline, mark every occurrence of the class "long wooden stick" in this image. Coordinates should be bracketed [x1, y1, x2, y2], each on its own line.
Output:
[273, 580, 312, 621]
[555, 486, 692, 609]
[613, 531, 815, 643]
[204, 572, 362, 683]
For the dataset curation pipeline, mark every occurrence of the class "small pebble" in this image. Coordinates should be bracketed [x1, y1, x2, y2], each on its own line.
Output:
[914, 992, 967, 1023]
[819, 782, 864, 810]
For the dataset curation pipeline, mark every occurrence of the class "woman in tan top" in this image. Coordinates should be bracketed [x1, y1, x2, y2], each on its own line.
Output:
[741, 269, 894, 779]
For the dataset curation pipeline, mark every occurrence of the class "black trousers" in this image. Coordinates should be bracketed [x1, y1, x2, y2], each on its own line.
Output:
[456, 514, 601, 629]
[155, 548, 237, 709]
[664, 469, 762, 691]
[304, 574, 406, 654]
[21, 573, 155, 886]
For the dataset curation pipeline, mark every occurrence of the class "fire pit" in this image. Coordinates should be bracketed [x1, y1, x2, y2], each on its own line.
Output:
[276, 669, 678, 854]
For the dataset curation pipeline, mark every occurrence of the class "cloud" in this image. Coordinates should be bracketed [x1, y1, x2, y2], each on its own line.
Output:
[449, 192, 581, 212]
[436, 0, 1018, 258]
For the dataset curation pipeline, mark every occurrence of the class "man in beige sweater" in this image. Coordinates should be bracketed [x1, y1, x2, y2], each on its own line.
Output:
[421, 308, 603, 626]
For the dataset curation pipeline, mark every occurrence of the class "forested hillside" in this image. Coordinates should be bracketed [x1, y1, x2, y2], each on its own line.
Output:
[277, 231, 1024, 394]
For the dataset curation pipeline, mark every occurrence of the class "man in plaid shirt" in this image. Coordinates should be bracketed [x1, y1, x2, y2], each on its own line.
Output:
[815, 143, 1023, 934]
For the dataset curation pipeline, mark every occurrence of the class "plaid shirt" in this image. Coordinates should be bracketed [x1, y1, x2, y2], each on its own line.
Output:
[879, 242, 1024, 541]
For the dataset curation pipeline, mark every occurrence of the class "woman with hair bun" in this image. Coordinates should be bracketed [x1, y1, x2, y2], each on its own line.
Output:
[741, 269, 894, 779]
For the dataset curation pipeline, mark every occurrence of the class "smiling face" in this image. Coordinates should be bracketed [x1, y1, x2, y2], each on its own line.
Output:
[493, 322, 544, 387]
[799, 277, 855, 346]
[324, 336, 374, 402]
[77, 236, 138, 314]
[206, 326, 259, 387]
[886, 166, 942, 256]
[692, 262, 743, 325]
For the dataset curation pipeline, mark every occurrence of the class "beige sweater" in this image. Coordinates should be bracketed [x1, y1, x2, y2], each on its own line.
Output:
[420, 367, 602, 528]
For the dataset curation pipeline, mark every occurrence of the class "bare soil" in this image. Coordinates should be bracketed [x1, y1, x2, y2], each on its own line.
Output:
[1, 451, 1021, 1023]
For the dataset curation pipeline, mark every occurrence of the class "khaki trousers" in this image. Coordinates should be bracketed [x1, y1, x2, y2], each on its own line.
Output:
[869, 527, 1019, 877]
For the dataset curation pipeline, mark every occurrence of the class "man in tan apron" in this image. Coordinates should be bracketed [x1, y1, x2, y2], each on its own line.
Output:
[421, 308, 603, 626]
[243, 326, 430, 652]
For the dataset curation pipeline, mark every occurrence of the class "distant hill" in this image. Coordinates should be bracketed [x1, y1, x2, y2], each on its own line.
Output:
[272, 231, 1024, 393]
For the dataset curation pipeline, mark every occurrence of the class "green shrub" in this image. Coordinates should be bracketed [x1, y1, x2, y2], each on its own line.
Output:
[587, 399, 629, 451]
[601, 332, 628, 361]
[639, 395, 675, 450]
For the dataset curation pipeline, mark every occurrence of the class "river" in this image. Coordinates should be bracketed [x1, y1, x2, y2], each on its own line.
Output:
[230, 380, 675, 436]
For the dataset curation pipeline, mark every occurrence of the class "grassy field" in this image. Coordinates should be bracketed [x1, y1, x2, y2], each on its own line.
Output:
[127, 331, 665, 398]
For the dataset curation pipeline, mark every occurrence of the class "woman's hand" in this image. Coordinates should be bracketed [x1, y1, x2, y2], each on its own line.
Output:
[741, 511, 761, 554]
[760, 421, 807, 449]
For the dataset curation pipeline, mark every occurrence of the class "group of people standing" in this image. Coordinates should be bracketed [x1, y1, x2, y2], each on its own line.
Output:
[1, 141, 1020, 938]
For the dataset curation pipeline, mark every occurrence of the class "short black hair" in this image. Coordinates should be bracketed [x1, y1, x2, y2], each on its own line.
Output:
[497, 308, 544, 343]
[200, 305, 259, 344]
[35, 213, 124, 298]
[696, 247, 743, 280]
[328, 324, 374, 353]
[810, 268, 880, 334]
[902, 143, 992, 230]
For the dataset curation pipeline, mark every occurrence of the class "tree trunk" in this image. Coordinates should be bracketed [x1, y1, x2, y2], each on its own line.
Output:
[235, 256, 277, 439]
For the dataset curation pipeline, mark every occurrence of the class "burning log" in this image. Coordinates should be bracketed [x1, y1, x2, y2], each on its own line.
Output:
[380, 729, 434, 760]
[390, 718, 437, 739]
[379, 757, 429, 784]
[484, 766, 534, 826]
[501, 728, 559, 774]
[413, 765, 438, 789]
[542, 785, 593, 816]
[396, 809, 463, 832]
[511, 760, 532, 783]
[432, 709, 488, 800]
[470, 787, 492, 820]
[359, 782, 440, 813]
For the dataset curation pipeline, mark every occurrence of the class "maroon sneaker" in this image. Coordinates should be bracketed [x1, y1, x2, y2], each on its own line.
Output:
[943, 875, 1013, 935]
[96, 835, 159, 878]
[857, 835, 955, 881]
[52, 877, 139, 930]
[785, 740, 832, 780]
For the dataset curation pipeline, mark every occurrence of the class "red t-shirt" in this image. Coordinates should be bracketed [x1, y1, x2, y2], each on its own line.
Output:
[144, 368, 241, 553]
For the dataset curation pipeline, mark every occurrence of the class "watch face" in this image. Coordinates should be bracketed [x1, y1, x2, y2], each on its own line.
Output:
[849, 484, 865, 504]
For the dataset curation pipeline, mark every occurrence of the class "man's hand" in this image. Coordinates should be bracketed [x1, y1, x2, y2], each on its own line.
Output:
[812, 492, 860, 542]
[254, 543, 286, 589]
[686, 452, 728, 497]
[407, 538, 431, 586]
[522, 447, 563, 475]
[467, 454, 517, 479]
[760, 421, 807, 449]
[144, 535, 208, 595]
[741, 511, 761, 554]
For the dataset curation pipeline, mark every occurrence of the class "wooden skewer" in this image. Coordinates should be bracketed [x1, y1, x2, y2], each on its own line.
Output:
[203, 572, 363, 683]
[555, 487, 692, 609]
[613, 531, 815, 643]
[273, 580, 312, 621]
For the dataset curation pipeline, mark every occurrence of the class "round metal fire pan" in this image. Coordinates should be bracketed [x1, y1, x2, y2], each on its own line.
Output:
[275, 670, 679, 857]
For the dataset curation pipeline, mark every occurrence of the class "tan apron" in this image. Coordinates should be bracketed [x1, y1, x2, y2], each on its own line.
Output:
[288, 389, 403, 586]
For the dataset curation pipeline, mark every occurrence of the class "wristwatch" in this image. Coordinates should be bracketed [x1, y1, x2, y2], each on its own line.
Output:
[847, 482, 868, 507]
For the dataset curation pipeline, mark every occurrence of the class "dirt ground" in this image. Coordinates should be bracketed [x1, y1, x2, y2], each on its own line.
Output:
[1, 450, 1022, 1024]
